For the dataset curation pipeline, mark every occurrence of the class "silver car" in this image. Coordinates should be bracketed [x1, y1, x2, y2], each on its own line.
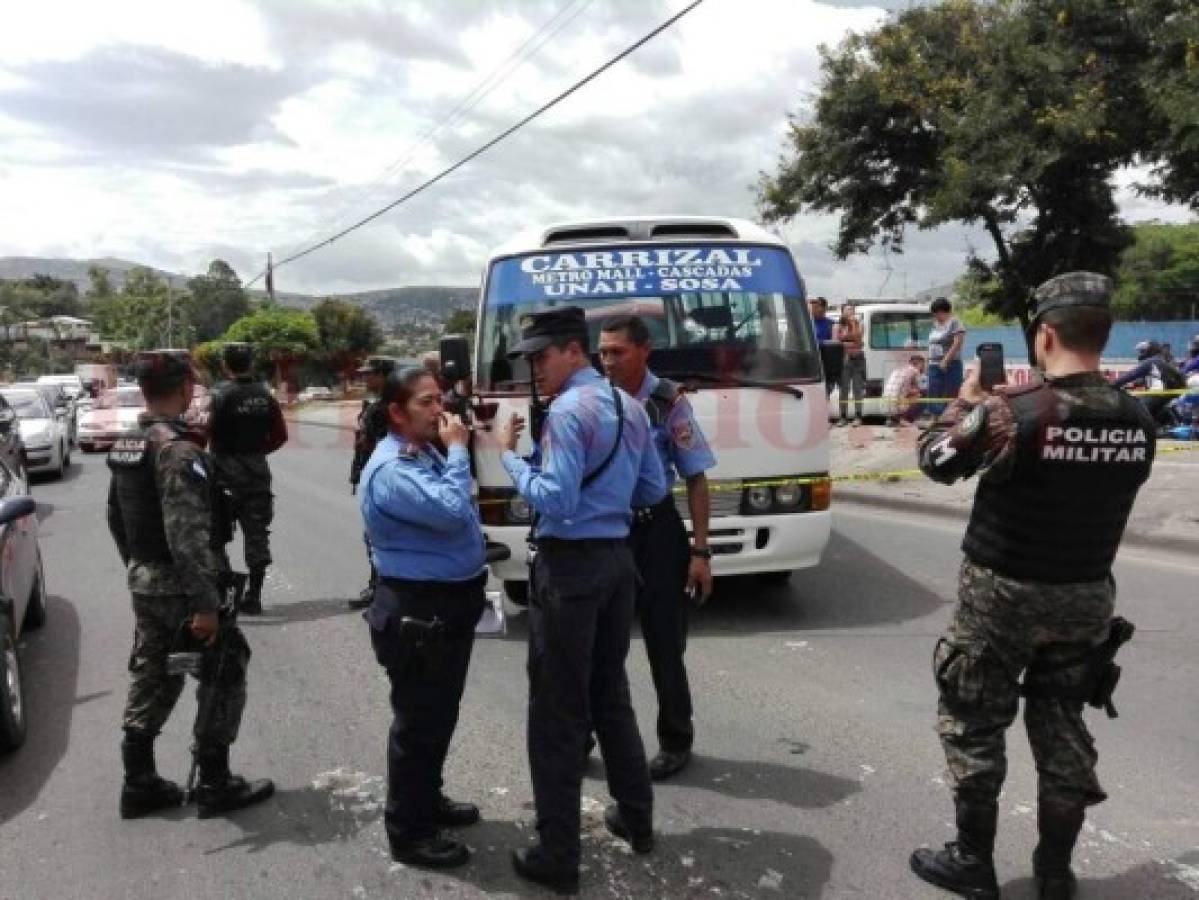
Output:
[0, 389, 71, 479]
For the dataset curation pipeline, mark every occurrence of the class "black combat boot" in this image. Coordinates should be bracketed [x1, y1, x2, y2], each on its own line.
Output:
[193, 744, 274, 818]
[1033, 802, 1085, 900]
[119, 731, 183, 819]
[910, 798, 1000, 899]
[241, 567, 266, 616]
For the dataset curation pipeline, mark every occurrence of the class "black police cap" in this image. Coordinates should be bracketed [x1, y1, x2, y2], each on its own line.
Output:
[356, 355, 398, 376]
[134, 349, 194, 388]
[222, 341, 253, 369]
[507, 307, 587, 358]
[1031, 272, 1112, 324]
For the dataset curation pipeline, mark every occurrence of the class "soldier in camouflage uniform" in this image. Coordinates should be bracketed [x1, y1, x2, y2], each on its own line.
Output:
[910, 273, 1156, 900]
[208, 342, 288, 615]
[349, 356, 396, 610]
[108, 350, 274, 820]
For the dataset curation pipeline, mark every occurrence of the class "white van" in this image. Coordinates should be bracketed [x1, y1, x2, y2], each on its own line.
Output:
[470, 216, 832, 603]
[829, 300, 933, 418]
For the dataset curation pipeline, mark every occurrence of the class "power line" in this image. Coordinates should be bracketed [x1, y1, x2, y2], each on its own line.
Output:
[247, 0, 704, 288]
[292, 0, 599, 253]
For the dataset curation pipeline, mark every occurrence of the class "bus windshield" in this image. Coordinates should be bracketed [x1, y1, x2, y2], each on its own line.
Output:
[478, 244, 819, 391]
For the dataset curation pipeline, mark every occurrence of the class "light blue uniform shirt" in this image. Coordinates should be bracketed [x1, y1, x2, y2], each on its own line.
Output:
[636, 370, 717, 493]
[502, 367, 667, 540]
[359, 433, 486, 581]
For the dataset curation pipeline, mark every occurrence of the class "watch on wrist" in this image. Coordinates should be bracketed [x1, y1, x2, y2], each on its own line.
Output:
[690, 547, 713, 560]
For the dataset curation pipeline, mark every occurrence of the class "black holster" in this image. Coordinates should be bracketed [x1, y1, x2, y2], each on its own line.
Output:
[1021, 617, 1135, 718]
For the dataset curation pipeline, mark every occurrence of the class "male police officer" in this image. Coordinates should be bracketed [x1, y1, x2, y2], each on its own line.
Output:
[497, 307, 668, 893]
[208, 342, 287, 615]
[350, 355, 397, 609]
[108, 351, 273, 820]
[598, 315, 716, 779]
[909, 273, 1155, 900]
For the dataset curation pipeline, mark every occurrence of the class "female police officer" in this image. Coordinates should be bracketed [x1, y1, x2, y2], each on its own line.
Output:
[358, 367, 486, 869]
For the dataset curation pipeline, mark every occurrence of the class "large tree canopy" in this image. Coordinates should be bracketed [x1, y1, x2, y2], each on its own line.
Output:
[758, 0, 1198, 328]
[185, 259, 250, 343]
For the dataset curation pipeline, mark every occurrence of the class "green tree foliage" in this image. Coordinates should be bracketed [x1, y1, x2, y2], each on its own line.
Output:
[223, 307, 320, 387]
[185, 260, 250, 343]
[86, 265, 114, 301]
[87, 267, 177, 350]
[313, 298, 383, 356]
[1113, 222, 1199, 319]
[0, 275, 83, 322]
[443, 308, 477, 338]
[758, 0, 1197, 333]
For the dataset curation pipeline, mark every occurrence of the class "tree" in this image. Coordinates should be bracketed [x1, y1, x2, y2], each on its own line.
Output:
[185, 260, 251, 343]
[758, 0, 1196, 337]
[1113, 222, 1199, 319]
[310, 297, 384, 383]
[86, 265, 114, 301]
[88, 267, 177, 350]
[444, 308, 477, 338]
[223, 307, 320, 388]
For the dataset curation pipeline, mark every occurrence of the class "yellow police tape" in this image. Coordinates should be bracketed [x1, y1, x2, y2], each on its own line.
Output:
[907, 388, 1188, 404]
[475, 439, 1199, 505]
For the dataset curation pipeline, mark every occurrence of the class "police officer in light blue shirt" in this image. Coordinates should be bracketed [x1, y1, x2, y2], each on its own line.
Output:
[599, 314, 717, 781]
[496, 307, 667, 893]
[358, 367, 485, 871]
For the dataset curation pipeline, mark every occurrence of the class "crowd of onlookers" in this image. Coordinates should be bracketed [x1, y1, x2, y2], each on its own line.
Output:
[809, 295, 1199, 436]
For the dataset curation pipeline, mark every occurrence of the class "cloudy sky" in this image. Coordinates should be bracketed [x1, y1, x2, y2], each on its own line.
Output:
[0, 0, 1191, 299]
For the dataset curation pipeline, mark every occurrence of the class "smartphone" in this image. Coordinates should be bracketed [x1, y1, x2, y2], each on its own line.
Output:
[976, 342, 1006, 390]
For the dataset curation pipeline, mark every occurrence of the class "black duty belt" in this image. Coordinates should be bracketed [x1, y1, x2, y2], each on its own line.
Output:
[632, 495, 676, 526]
[379, 571, 487, 596]
[533, 537, 626, 551]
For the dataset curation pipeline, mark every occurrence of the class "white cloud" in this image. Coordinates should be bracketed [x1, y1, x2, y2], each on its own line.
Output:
[0, 0, 1191, 301]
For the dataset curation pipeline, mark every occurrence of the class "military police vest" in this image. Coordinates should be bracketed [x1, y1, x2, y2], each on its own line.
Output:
[962, 373, 1155, 583]
[209, 377, 274, 454]
[643, 377, 680, 428]
[107, 423, 184, 563]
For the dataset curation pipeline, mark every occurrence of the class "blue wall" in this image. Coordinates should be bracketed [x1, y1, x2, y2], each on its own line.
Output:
[964, 321, 1199, 361]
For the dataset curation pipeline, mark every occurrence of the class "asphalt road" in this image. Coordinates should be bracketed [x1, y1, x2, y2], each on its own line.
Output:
[1, 433, 1197, 900]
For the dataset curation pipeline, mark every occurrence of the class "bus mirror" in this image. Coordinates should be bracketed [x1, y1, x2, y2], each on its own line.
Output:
[688, 306, 734, 330]
[439, 335, 472, 385]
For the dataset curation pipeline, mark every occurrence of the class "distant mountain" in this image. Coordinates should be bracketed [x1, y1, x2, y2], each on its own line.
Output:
[0, 256, 475, 330]
[0, 256, 188, 293]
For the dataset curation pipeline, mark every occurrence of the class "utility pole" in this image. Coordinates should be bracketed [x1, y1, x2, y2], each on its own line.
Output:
[166, 278, 174, 348]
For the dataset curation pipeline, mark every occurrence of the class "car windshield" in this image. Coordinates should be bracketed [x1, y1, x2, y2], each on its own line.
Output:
[95, 389, 145, 409]
[478, 243, 819, 390]
[1, 390, 51, 419]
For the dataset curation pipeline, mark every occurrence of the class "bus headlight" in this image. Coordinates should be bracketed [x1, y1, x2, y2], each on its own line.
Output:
[743, 486, 773, 514]
[773, 483, 802, 509]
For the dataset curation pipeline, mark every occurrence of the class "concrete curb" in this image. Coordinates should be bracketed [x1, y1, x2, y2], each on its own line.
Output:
[835, 489, 1199, 558]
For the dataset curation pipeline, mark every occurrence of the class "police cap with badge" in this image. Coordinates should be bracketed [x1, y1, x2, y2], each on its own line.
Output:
[357, 355, 399, 377]
[506, 307, 588, 358]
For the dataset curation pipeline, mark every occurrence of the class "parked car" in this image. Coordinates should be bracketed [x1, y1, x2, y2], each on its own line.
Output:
[0, 394, 26, 482]
[77, 386, 146, 452]
[0, 462, 47, 752]
[33, 383, 77, 447]
[36, 374, 85, 400]
[0, 389, 70, 478]
[297, 386, 334, 402]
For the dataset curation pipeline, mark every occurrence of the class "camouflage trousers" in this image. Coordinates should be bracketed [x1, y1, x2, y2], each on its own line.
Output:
[123, 593, 249, 748]
[934, 559, 1115, 809]
[215, 455, 274, 571]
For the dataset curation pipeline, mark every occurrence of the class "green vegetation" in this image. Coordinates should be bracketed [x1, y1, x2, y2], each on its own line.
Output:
[759, 0, 1198, 336]
[1113, 222, 1199, 320]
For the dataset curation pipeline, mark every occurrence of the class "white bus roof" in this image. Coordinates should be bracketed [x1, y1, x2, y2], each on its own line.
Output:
[486, 216, 787, 261]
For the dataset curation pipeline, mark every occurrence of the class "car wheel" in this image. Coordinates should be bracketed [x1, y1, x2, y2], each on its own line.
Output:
[54, 444, 65, 479]
[0, 610, 27, 752]
[23, 553, 45, 631]
[758, 570, 793, 585]
[503, 580, 529, 607]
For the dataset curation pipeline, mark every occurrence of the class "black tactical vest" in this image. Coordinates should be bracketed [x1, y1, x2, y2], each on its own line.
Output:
[209, 377, 274, 454]
[962, 373, 1155, 583]
[106, 422, 181, 563]
[643, 377, 680, 429]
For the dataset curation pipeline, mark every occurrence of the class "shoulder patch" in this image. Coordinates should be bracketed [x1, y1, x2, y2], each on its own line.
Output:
[671, 420, 696, 449]
[959, 404, 987, 437]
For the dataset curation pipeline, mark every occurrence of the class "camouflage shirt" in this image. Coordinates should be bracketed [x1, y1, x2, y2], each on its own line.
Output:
[107, 413, 224, 612]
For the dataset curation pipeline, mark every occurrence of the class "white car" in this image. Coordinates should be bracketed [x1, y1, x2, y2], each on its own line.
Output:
[0, 389, 71, 478]
[297, 386, 334, 402]
[36, 374, 85, 400]
[77, 386, 146, 452]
